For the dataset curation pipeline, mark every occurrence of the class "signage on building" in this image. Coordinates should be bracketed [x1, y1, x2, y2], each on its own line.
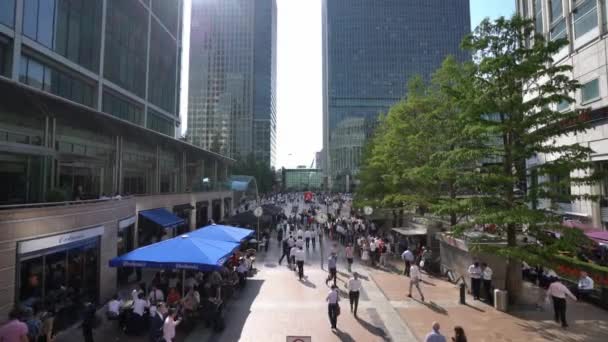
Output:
[118, 215, 136, 230]
[18, 226, 105, 255]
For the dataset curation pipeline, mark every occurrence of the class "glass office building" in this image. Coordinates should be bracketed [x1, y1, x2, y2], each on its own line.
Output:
[188, 0, 277, 166]
[322, 0, 471, 191]
[282, 168, 324, 192]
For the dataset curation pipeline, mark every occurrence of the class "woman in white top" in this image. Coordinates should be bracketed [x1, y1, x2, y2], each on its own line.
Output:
[163, 308, 181, 341]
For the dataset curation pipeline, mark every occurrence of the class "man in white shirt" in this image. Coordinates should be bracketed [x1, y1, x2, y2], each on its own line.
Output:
[148, 285, 165, 304]
[468, 262, 482, 300]
[288, 235, 296, 248]
[546, 279, 577, 327]
[304, 229, 312, 250]
[290, 245, 299, 270]
[107, 295, 122, 319]
[408, 264, 425, 302]
[297, 227, 304, 238]
[326, 284, 340, 330]
[481, 262, 493, 303]
[577, 271, 594, 300]
[132, 293, 149, 316]
[295, 247, 306, 280]
[346, 273, 362, 316]
[296, 237, 304, 249]
[401, 248, 414, 277]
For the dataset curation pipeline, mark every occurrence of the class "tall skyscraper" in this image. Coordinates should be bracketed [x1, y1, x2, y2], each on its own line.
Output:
[322, 0, 471, 191]
[188, 0, 277, 166]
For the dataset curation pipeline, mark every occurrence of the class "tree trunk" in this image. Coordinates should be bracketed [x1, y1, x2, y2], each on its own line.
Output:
[505, 257, 522, 305]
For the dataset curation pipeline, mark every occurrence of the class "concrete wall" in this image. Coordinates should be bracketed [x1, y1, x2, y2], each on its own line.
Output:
[438, 235, 510, 292]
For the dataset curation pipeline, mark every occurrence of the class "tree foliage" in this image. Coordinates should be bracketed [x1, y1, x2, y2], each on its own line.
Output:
[232, 153, 276, 194]
[357, 16, 601, 298]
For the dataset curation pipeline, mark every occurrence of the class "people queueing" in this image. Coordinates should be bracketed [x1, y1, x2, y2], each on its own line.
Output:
[345, 243, 354, 273]
[576, 271, 594, 300]
[408, 263, 425, 302]
[326, 284, 341, 330]
[401, 248, 414, 277]
[326, 252, 338, 286]
[481, 262, 493, 303]
[295, 246, 306, 280]
[546, 278, 577, 328]
[347, 272, 362, 317]
[424, 322, 447, 342]
[467, 262, 482, 300]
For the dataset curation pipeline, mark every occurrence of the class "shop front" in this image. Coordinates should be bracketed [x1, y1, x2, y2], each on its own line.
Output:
[17, 226, 103, 332]
[173, 203, 194, 236]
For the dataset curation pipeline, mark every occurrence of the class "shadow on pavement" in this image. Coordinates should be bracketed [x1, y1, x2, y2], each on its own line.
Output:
[355, 317, 390, 341]
[463, 302, 486, 313]
[333, 328, 356, 342]
[207, 279, 264, 341]
[416, 300, 448, 315]
[264, 263, 277, 268]
[299, 277, 316, 288]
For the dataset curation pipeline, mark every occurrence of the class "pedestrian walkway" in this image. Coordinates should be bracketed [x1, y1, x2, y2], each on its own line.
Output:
[370, 270, 608, 341]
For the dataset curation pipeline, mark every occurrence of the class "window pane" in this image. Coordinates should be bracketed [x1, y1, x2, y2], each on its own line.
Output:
[582, 79, 600, 103]
[67, 11, 80, 61]
[55, 0, 69, 56]
[573, 0, 598, 38]
[27, 59, 44, 89]
[0, 0, 15, 27]
[19, 56, 28, 83]
[38, 0, 56, 48]
[550, 0, 562, 21]
[556, 99, 569, 111]
[535, 0, 543, 33]
[22, 0, 39, 39]
[550, 18, 567, 40]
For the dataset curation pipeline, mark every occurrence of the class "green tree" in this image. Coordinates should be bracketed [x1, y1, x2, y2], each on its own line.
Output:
[233, 153, 276, 194]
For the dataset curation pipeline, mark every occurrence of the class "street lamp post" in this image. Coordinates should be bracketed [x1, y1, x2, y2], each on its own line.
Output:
[254, 206, 263, 250]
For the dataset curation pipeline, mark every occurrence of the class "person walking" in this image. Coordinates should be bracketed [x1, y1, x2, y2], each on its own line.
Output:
[279, 238, 290, 265]
[326, 284, 340, 330]
[408, 264, 425, 301]
[311, 225, 317, 249]
[546, 278, 577, 328]
[290, 245, 299, 271]
[424, 322, 446, 342]
[468, 262, 482, 300]
[346, 273, 362, 317]
[481, 262, 493, 303]
[451, 326, 467, 342]
[295, 246, 306, 280]
[149, 302, 165, 342]
[82, 302, 96, 342]
[326, 253, 338, 286]
[345, 244, 354, 273]
[304, 229, 312, 250]
[401, 248, 414, 277]
[0, 307, 28, 342]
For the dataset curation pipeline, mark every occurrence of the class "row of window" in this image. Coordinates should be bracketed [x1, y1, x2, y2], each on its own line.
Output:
[19, 54, 95, 108]
[102, 91, 144, 126]
[557, 78, 600, 112]
[527, 0, 599, 41]
[22, 0, 102, 72]
[147, 109, 174, 136]
[148, 22, 177, 113]
[0, 0, 15, 28]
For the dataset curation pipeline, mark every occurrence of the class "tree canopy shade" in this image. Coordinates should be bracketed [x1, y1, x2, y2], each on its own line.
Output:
[356, 16, 604, 300]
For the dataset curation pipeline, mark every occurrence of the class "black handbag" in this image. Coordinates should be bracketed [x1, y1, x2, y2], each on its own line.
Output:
[336, 304, 341, 316]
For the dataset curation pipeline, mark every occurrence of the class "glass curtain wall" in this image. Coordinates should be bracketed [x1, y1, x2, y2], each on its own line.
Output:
[122, 139, 156, 195]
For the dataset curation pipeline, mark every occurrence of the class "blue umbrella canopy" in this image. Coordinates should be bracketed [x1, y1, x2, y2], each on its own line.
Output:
[109, 234, 239, 271]
[191, 224, 254, 243]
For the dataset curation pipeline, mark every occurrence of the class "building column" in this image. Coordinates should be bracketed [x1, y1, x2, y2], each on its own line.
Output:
[97, 0, 108, 111]
[189, 207, 197, 231]
[11, 0, 24, 80]
[214, 160, 218, 183]
[220, 197, 225, 220]
[591, 182, 603, 228]
[207, 204, 213, 223]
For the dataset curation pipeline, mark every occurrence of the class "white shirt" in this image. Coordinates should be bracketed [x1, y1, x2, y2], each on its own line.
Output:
[131, 289, 141, 301]
[290, 246, 298, 257]
[347, 278, 362, 292]
[295, 249, 306, 262]
[410, 265, 421, 280]
[547, 281, 576, 300]
[578, 276, 594, 290]
[296, 239, 304, 248]
[288, 238, 296, 247]
[304, 230, 312, 239]
[326, 289, 340, 304]
[370, 241, 377, 252]
[401, 250, 414, 262]
[482, 267, 493, 281]
[163, 316, 180, 341]
[108, 299, 122, 315]
[132, 298, 149, 316]
[237, 263, 248, 274]
[186, 276, 198, 289]
[297, 229, 304, 237]
[468, 265, 482, 279]
[148, 288, 165, 303]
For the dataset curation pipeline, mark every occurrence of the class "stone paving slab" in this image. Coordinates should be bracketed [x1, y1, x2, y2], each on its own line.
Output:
[370, 270, 608, 342]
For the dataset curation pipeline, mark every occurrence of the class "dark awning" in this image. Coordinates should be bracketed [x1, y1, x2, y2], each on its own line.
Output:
[139, 208, 184, 229]
[173, 203, 194, 211]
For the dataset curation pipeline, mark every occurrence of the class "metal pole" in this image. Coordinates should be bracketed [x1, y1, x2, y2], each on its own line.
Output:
[182, 269, 185, 297]
[257, 217, 260, 251]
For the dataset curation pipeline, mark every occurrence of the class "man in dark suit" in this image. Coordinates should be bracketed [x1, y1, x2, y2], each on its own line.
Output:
[149, 302, 166, 342]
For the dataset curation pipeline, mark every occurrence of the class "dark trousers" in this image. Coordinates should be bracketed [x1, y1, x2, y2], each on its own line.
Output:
[328, 303, 338, 328]
[471, 278, 481, 299]
[83, 327, 94, 342]
[404, 261, 411, 276]
[483, 279, 493, 303]
[349, 291, 360, 315]
[279, 251, 289, 264]
[552, 296, 568, 326]
[297, 261, 304, 280]
[326, 267, 337, 285]
[305, 238, 310, 249]
[312, 237, 316, 249]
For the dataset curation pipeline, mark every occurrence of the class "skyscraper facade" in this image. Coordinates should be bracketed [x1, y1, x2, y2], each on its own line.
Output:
[188, 0, 277, 166]
[322, 0, 471, 191]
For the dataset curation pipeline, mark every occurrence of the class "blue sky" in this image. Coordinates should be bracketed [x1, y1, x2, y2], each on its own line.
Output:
[180, 0, 517, 168]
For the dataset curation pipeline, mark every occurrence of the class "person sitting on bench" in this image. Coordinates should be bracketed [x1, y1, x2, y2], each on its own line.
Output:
[577, 271, 594, 300]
